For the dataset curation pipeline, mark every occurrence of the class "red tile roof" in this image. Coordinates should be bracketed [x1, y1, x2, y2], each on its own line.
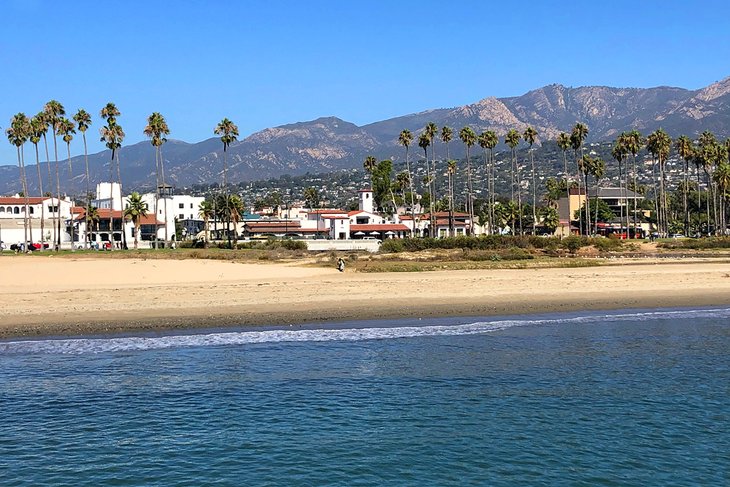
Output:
[307, 209, 346, 214]
[0, 197, 49, 205]
[350, 223, 410, 232]
[75, 208, 164, 225]
[245, 221, 302, 229]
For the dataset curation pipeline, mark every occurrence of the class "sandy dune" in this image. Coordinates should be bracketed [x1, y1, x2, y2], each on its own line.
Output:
[1, 256, 730, 338]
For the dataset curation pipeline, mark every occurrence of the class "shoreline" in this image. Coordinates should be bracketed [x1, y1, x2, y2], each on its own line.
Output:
[2, 257, 730, 340]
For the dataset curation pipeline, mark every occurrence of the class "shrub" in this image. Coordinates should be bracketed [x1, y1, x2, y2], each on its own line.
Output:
[591, 237, 624, 252]
[560, 235, 584, 254]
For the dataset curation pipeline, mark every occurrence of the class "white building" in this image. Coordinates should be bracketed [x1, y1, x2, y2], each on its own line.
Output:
[0, 195, 73, 249]
[141, 191, 204, 241]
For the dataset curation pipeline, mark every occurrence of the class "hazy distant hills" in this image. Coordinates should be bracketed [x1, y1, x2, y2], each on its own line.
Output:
[2, 76, 729, 194]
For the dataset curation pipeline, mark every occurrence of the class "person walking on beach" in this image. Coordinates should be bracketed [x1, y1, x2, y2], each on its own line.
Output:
[337, 257, 345, 272]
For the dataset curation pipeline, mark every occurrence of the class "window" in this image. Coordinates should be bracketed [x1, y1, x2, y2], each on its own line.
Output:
[29, 207, 34, 214]
[14, 207, 20, 214]
[0, 207, 4, 213]
[190, 203, 193, 208]
[179, 203, 184, 209]
[179, 214, 185, 220]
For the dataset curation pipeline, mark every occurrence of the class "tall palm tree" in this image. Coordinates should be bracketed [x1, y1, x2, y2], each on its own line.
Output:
[198, 199, 214, 247]
[625, 130, 642, 237]
[478, 131, 492, 235]
[556, 132, 571, 184]
[523, 126, 538, 235]
[459, 126, 477, 235]
[44, 100, 65, 250]
[571, 123, 589, 234]
[100, 103, 125, 250]
[144, 112, 171, 247]
[647, 129, 671, 236]
[29, 115, 47, 250]
[589, 156, 606, 235]
[675, 135, 694, 235]
[363, 155, 377, 186]
[425, 122, 439, 223]
[6, 113, 31, 250]
[504, 129, 521, 234]
[214, 118, 239, 248]
[440, 126, 455, 234]
[611, 136, 628, 237]
[446, 159, 457, 235]
[123, 192, 148, 249]
[37, 111, 55, 245]
[398, 129, 416, 236]
[73, 109, 92, 248]
[57, 118, 76, 247]
[714, 156, 730, 234]
[484, 131, 498, 234]
[418, 133, 432, 234]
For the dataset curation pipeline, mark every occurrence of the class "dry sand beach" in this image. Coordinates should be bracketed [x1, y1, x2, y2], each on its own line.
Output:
[2, 256, 730, 339]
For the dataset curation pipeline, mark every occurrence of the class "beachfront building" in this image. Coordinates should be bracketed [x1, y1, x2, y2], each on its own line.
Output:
[141, 188, 205, 242]
[0, 195, 73, 249]
[557, 187, 646, 237]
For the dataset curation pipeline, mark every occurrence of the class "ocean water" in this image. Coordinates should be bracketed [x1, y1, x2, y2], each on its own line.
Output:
[1, 308, 729, 486]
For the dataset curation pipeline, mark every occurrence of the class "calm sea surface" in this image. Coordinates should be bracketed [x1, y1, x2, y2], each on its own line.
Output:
[1, 308, 729, 486]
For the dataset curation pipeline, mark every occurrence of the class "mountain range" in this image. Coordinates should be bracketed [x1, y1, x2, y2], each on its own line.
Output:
[2, 76, 729, 195]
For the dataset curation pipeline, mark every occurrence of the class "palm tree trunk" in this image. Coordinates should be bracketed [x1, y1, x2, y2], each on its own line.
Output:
[82, 132, 90, 250]
[575, 151, 583, 235]
[34, 144, 45, 251]
[430, 143, 437, 235]
[405, 147, 415, 238]
[160, 144, 169, 247]
[42, 134, 56, 246]
[584, 172, 591, 235]
[632, 154, 638, 238]
[16, 146, 29, 250]
[52, 131, 62, 250]
[109, 149, 115, 252]
[683, 159, 689, 235]
[116, 149, 127, 250]
[66, 143, 75, 250]
[466, 147, 474, 236]
[154, 145, 160, 249]
[530, 149, 536, 235]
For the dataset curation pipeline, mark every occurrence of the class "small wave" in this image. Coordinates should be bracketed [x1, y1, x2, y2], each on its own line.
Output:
[1, 307, 728, 355]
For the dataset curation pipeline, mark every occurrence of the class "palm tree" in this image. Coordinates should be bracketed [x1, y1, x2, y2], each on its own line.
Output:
[73, 109, 92, 249]
[425, 122, 439, 225]
[217, 194, 244, 247]
[198, 199, 214, 247]
[589, 156, 606, 235]
[647, 129, 671, 236]
[625, 130, 642, 237]
[675, 135, 694, 235]
[571, 123, 589, 234]
[44, 100, 65, 250]
[504, 129, 521, 234]
[57, 118, 76, 247]
[459, 126, 477, 235]
[29, 115, 47, 250]
[523, 126, 538, 235]
[37, 111, 55, 246]
[85, 204, 100, 247]
[6, 113, 31, 250]
[447, 159, 457, 235]
[144, 112, 171, 247]
[418, 133, 432, 234]
[214, 118, 239, 248]
[556, 132, 571, 184]
[484, 131, 498, 234]
[611, 136, 628, 237]
[363, 155, 377, 186]
[398, 129, 416, 236]
[478, 131, 492, 235]
[714, 157, 730, 234]
[123, 192, 148, 249]
[99, 103, 125, 250]
[303, 187, 319, 209]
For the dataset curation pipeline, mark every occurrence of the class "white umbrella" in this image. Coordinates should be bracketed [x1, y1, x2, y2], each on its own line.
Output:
[354, 231, 365, 236]
[370, 231, 380, 235]
[384, 231, 395, 235]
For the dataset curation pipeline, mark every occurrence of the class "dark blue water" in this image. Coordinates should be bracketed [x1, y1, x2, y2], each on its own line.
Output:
[1, 308, 729, 486]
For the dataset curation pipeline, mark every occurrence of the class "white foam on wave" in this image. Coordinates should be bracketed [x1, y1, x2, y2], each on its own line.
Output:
[1, 307, 728, 355]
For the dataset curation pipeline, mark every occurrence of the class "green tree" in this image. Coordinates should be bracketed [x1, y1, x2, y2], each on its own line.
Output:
[556, 132, 571, 184]
[73, 109, 92, 249]
[371, 159, 394, 212]
[398, 129, 416, 236]
[303, 187, 320, 208]
[124, 192, 148, 249]
[523, 126, 538, 234]
[57, 117, 76, 247]
[647, 129, 672, 236]
[214, 118, 239, 248]
[29, 115, 47, 250]
[363, 155, 377, 186]
[44, 100, 65, 249]
[459, 126, 477, 235]
[99, 102, 125, 250]
[571, 123, 589, 234]
[6, 113, 31, 249]
[540, 206, 560, 233]
[198, 199, 214, 247]
[675, 135, 694, 235]
[504, 129, 521, 234]
[144, 112, 171, 247]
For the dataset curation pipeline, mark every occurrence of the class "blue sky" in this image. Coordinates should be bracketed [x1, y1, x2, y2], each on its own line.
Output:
[1, 0, 729, 165]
